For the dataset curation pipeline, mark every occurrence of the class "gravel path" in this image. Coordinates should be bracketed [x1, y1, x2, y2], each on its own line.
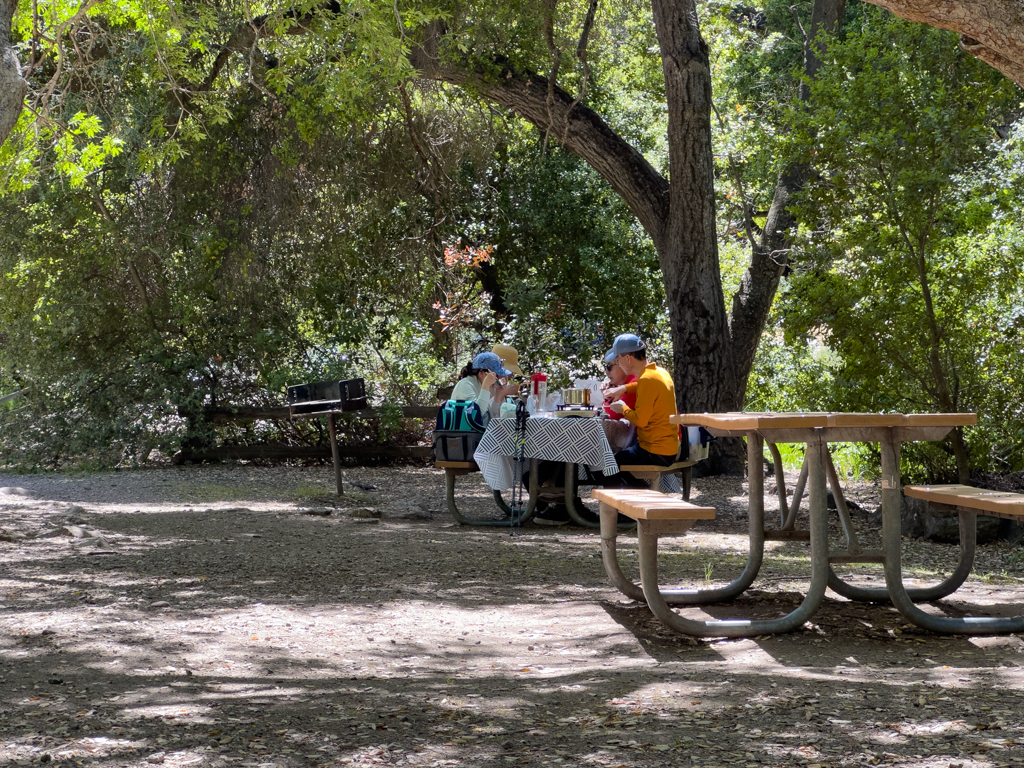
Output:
[2, 465, 1024, 768]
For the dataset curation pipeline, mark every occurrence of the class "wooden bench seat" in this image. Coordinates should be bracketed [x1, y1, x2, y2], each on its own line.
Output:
[904, 484, 1024, 521]
[435, 460, 477, 472]
[591, 487, 717, 607]
[592, 487, 715, 521]
[618, 460, 695, 474]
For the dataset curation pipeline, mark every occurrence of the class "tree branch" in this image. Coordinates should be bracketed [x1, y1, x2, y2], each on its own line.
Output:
[410, 39, 670, 244]
[541, 0, 562, 154]
[1, 0, 31, 146]
[562, 0, 598, 143]
[727, 0, 847, 403]
[863, 0, 1024, 86]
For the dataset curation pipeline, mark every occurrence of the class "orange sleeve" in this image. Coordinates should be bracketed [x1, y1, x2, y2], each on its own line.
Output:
[621, 377, 655, 429]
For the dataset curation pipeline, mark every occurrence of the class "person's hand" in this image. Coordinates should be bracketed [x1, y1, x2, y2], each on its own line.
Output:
[500, 382, 519, 398]
[608, 399, 626, 414]
[481, 371, 498, 390]
[605, 385, 626, 401]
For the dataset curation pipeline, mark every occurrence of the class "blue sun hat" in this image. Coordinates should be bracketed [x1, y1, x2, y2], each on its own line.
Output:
[472, 352, 513, 377]
[603, 333, 646, 364]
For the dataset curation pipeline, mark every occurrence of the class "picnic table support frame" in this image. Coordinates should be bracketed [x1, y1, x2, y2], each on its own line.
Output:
[630, 430, 830, 637]
[826, 508, 977, 603]
[877, 434, 1024, 634]
[768, 438, 976, 604]
[600, 431, 767, 604]
[564, 462, 636, 530]
[444, 459, 541, 527]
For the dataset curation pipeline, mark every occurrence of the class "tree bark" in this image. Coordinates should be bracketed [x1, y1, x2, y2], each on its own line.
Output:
[649, 0, 731, 415]
[863, 0, 1024, 86]
[0, 0, 28, 147]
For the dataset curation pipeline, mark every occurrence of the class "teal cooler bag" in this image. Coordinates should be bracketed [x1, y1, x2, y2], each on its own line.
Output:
[432, 400, 487, 462]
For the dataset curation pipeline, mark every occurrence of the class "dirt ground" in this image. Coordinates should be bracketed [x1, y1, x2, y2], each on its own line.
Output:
[2, 464, 1024, 768]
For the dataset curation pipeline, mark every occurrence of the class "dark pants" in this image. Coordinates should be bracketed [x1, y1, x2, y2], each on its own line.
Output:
[599, 443, 677, 487]
[614, 443, 676, 467]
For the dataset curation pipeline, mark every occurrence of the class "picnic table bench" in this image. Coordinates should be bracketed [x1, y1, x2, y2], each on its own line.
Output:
[593, 488, 716, 607]
[435, 459, 539, 526]
[616, 461, 695, 500]
[903, 484, 1024, 520]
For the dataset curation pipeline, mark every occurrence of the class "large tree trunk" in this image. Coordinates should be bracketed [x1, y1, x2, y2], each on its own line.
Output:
[863, 0, 1024, 86]
[0, 0, 28, 147]
[650, 0, 732, 416]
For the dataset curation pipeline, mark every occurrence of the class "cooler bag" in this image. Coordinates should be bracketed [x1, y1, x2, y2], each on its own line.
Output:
[434, 399, 487, 432]
[432, 399, 487, 462]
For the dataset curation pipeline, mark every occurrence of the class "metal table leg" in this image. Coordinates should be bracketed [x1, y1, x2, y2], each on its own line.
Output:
[598, 431, 768, 606]
[634, 431, 830, 637]
[827, 509, 978, 603]
[446, 459, 539, 526]
[879, 432, 1024, 634]
[327, 413, 344, 496]
[564, 462, 635, 529]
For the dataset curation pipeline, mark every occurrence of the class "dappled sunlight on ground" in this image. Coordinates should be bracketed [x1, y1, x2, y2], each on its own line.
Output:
[1, 466, 1024, 767]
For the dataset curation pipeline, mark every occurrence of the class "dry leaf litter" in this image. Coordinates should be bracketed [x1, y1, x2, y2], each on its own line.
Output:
[1, 465, 1023, 768]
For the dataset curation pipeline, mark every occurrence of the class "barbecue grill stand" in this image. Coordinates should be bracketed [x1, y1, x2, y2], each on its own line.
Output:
[286, 379, 369, 496]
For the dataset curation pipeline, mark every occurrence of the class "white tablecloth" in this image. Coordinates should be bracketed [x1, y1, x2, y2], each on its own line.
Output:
[474, 416, 681, 494]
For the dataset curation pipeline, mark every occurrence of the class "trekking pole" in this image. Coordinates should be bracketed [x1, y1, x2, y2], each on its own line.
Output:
[510, 397, 530, 536]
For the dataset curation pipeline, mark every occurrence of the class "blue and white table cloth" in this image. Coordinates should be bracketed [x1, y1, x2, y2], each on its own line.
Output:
[474, 416, 619, 492]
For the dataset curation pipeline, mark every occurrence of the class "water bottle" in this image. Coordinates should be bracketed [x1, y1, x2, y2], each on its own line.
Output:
[530, 372, 548, 413]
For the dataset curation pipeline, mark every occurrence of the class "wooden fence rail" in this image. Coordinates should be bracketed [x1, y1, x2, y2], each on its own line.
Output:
[201, 405, 438, 424]
[174, 404, 438, 465]
[183, 444, 432, 463]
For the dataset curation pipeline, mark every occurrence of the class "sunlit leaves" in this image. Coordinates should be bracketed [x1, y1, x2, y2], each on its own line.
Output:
[761, 9, 1024, 473]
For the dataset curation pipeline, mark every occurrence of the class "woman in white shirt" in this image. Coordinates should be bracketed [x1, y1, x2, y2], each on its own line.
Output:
[451, 352, 519, 420]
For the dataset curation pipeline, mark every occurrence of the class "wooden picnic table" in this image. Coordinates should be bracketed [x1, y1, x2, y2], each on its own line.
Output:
[625, 411, 1022, 637]
[441, 415, 704, 528]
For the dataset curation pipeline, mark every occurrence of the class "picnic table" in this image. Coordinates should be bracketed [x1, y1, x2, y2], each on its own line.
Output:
[599, 411, 1024, 637]
[456, 415, 619, 527]
[442, 414, 699, 527]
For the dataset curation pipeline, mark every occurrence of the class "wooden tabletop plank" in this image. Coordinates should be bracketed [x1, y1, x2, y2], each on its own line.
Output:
[825, 413, 905, 427]
[671, 412, 829, 429]
[904, 484, 1024, 515]
[902, 413, 978, 427]
[672, 412, 977, 431]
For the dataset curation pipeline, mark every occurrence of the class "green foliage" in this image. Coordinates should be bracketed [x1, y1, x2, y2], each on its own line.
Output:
[488, 138, 669, 387]
[6, 0, 1024, 482]
[0, 6, 670, 466]
[749, 9, 1024, 478]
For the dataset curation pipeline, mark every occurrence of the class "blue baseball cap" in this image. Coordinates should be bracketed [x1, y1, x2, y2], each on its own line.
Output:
[472, 352, 513, 377]
[604, 333, 646, 364]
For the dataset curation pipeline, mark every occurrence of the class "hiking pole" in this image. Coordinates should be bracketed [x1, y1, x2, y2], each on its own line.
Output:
[510, 397, 530, 536]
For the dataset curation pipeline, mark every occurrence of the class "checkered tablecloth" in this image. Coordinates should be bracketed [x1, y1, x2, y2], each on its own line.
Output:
[474, 416, 620, 492]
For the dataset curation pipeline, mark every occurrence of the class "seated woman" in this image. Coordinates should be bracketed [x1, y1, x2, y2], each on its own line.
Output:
[451, 352, 520, 421]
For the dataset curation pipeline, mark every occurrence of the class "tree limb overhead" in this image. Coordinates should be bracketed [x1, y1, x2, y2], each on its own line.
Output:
[863, 0, 1024, 86]
[410, 41, 670, 244]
